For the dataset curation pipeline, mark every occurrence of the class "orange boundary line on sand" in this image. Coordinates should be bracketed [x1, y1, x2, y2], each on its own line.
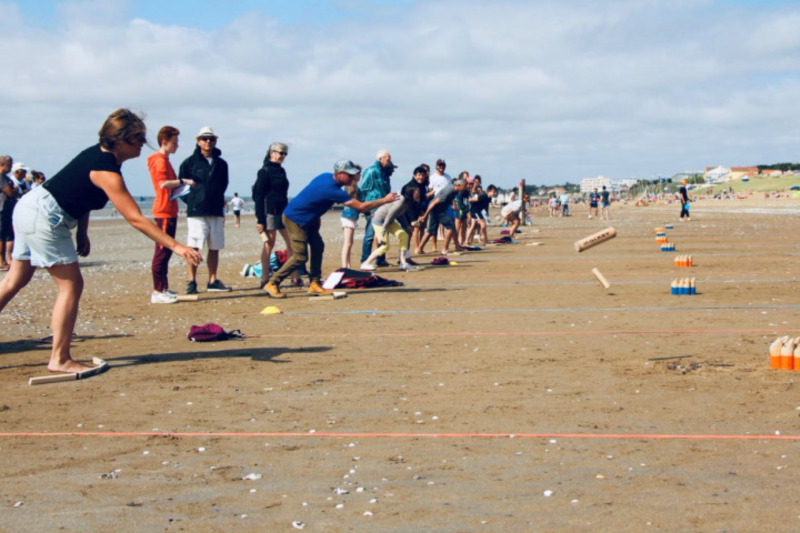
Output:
[0, 431, 797, 441]
[244, 328, 793, 339]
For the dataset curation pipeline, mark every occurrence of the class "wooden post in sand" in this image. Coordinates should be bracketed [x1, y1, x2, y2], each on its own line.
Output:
[574, 227, 617, 252]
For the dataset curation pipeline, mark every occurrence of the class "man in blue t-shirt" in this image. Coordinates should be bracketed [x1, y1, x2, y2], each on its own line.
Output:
[600, 185, 611, 220]
[588, 188, 599, 219]
[264, 160, 400, 298]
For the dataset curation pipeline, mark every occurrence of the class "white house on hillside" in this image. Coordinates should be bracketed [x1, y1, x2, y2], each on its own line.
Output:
[704, 166, 731, 184]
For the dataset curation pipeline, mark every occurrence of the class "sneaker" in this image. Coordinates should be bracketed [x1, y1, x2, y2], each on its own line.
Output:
[400, 264, 420, 272]
[263, 282, 287, 299]
[308, 280, 333, 296]
[151, 291, 178, 304]
[207, 279, 232, 292]
[406, 258, 419, 266]
[186, 280, 198, 295]
[165, 289, 178, 297]
[240, 263, 252, 277]
[375, 259, 391, 268]
[360, 262, 376, 271]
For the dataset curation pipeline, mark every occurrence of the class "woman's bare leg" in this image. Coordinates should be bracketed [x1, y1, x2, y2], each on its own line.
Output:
[342, 227, 354, 269]
[46, 262, 91, 373]
[0, 258, 36, 312]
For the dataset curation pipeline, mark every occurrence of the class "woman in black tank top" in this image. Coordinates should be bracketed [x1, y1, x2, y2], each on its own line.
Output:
[0, 109, 202, 377]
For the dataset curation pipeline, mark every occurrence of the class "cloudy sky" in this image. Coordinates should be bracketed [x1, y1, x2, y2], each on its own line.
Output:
[1, 0, 799, 196]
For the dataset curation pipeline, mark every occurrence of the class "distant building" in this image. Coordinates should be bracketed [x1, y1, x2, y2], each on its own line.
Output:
[761, 169, 783, 177]
[731, 166, 758, 180]
[613, 178, 639, 191]
[672, 171, 702, 183]
[580, 176, 612, 193]
[704, 166, 731, 184]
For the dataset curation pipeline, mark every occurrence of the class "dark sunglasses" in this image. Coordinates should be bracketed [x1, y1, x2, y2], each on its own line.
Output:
[199, 136, 217, 142]
[276, 151, 288, 156]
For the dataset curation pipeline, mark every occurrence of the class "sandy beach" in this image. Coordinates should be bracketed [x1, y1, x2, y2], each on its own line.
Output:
[1, 196, 800, 532]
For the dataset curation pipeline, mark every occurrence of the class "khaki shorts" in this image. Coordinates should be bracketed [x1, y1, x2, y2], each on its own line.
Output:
[187, 216, 225, 250]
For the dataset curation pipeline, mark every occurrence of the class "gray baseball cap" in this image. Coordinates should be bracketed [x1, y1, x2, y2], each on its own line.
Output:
[334, 159, 362, 175]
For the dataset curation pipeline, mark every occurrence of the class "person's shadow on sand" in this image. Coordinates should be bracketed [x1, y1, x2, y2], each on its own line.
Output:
[106, 346, 332, 368]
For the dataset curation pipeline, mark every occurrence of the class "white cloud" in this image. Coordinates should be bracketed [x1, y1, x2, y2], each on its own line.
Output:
[1, 0, 799, 196]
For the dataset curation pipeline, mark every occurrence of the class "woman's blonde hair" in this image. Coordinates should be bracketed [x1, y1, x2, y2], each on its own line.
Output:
[98, 108, 147, 150]
[347, 173, 360, 198]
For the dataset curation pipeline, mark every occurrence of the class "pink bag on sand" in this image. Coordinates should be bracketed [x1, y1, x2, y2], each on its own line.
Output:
[188, 323, 243, 342]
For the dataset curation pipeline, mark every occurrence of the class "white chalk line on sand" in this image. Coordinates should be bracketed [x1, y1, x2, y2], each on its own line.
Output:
[288, 304, 800, 317]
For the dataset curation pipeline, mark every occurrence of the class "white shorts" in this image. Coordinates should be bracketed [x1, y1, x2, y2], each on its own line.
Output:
[340, 216, 358, 230]
[501, 205, 518, 218]
[187, 216, 225, 250]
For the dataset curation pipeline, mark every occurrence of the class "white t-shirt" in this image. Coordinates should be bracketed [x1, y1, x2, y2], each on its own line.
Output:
[429, 171, 451, 194]
[501, 199, 526, 217]
[230, 197, 245, 211]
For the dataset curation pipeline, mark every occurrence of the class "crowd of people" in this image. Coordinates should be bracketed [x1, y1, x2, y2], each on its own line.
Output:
[0, 108, 525, 375]
[0, 157, 47, 271]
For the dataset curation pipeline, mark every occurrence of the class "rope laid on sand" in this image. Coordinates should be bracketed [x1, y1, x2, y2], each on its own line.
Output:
[0, 431, 797, 441]
[242, 328, 794, 339]
[287, 304, 800, 317]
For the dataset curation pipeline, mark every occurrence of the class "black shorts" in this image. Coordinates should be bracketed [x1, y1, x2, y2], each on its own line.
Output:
[0, 211, 13, 242]
[426, 207, 454, 234]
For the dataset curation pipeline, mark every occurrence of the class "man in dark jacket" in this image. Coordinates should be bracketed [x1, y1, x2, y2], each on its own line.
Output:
[180, 126, 231, 294]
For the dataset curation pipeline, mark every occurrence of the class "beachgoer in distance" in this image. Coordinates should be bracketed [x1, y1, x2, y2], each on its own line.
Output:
[230, 192, 245, 228]
[600, 185, 611, 220]
[359, 149, 396, 267]
[11, 163, 31, 197]
[252, 142, 301, 289]
[467, 184, 497, 245]
[180, 126, 231, 294]
[678, 180, 691, 221]
[0, 108, 202, 374]
[588, 188, 599, 219]
[30, 171, 45, 188]
[501, 193, 530, 237]
[148, 125, 195, 304]
[0, 155, 18, 270]
[560, 191, 570, 216]
[361, 182, 423, 272]
[263, 160, 399, 299]
[548, 194, 559, 217]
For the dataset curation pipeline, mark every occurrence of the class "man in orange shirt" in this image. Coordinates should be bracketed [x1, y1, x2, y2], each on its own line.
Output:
[148, 126, 195, 304]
